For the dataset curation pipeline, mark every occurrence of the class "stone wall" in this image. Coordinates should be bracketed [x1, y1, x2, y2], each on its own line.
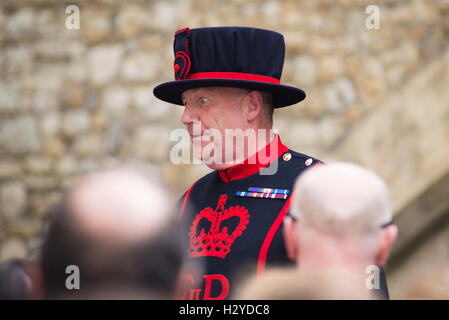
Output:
[0, 0, 448, 297]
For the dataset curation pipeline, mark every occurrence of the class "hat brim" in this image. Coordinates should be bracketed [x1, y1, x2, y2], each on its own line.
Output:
[153, 79, 305, 108]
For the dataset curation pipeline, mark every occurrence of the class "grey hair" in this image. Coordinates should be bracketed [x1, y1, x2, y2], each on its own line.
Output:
[260, 91, 274, 123]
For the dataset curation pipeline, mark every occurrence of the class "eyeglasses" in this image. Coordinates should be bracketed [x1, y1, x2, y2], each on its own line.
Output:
[287, 211, 394, 229]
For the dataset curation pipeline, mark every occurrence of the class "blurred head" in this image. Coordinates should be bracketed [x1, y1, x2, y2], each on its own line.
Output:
[283, 162, 398, 272]
[403, 265, 449, 300]
[235, 267, 370, 300]
[0, 259, 31, 300]
[181, 87, 274, 170]
[41, 167, 184, 299]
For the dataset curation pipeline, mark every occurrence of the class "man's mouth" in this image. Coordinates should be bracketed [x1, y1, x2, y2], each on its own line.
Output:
[189, 129, 205, 139]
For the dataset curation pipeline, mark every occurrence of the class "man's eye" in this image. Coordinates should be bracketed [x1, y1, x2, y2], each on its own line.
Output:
[199, 97, 209, 104]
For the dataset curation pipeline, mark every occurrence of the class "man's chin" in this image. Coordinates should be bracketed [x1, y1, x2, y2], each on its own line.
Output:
[204, 162, 235, 171]
[195, 153, 235, 171]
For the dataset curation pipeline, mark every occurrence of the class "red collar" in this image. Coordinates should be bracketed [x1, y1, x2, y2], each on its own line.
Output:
[218, 135, 288, 183]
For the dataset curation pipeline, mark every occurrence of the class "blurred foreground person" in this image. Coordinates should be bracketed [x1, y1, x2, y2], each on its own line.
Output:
[0, 259, 31, 300]
[235, 267, 370, 300]
[283, 162, 398, 299]
[403, 265, 449, 299]
[41, 168, 184, 299]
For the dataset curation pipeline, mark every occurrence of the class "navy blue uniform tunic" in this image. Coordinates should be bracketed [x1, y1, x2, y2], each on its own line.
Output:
[177, 136, 389, 300]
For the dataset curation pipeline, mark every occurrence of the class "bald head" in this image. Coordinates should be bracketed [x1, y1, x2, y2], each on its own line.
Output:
[292, 162, 391, 238]
[41, 167, 184, 299]
[69, 168, 172, 247]
[283, 162, 397, 271]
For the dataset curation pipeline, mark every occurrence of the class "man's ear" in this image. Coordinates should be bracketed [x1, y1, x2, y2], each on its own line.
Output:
[243, 90, 264, 123]
[283, 216, 299, 261]
[375, 224, 398, 266]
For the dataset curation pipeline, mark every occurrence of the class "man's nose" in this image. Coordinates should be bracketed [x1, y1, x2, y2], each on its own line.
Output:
[181, 104, 199, 126]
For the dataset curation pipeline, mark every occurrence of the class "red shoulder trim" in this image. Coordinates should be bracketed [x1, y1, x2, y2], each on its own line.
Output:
[256, 191, 295, 275]
[179, 180, 197, 219]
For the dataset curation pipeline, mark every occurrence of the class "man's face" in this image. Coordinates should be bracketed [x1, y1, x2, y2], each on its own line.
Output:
[181, 87, 250, 168]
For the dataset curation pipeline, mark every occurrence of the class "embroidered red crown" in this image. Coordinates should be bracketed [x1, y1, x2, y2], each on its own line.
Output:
[188, 194, 250, 259]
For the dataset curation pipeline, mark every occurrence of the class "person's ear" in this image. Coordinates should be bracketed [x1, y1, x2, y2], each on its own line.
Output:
[243, 90, 263, 123]
[283, 216, 299, 261]
[375, 224, 398, 266]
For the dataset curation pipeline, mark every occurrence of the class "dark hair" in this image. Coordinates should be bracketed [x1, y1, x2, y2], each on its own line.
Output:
[41, 199, 185, 298]
[260, 91, 274, 123]
[0, 259, 29, 300]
